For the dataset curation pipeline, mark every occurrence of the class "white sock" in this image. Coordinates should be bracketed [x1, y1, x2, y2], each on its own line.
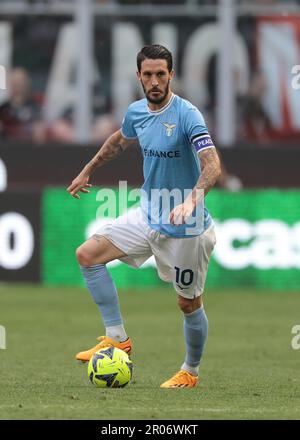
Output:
[106, 325, 128, 342]
[181, 362, 199, 377]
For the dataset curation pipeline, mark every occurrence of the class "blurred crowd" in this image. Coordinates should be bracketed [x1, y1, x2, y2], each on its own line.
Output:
[0, 66, 272, 146]
[0, 68, 47, 143]
[0, 67, 243, 190]
[0, 67, 118, 145]
[1, 0, 299, 193]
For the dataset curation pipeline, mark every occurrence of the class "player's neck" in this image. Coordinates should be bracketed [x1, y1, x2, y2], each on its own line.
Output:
[147, 91, 173, 112]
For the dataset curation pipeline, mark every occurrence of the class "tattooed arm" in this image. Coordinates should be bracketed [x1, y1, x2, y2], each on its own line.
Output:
[170, 147, 221, 225]
[195, 147, 222, 196]
[67, 129, 137, 199]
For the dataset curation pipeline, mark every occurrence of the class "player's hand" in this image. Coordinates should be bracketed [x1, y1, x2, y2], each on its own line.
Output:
[67, 173, 92, 199]
[169, 200, 195, 225]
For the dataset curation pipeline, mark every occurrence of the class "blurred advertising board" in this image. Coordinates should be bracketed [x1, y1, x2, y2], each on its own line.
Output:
[0, 192, 41, 282]
[1, 188, 298, 288]
[42, 188, 300, 291]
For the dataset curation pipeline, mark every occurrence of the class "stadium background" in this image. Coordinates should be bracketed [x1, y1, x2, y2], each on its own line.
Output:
[1, 0, 300, 290]
[1, 0, 300, 421]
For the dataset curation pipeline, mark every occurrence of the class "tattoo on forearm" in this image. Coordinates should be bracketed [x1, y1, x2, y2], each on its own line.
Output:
[95, 137, 124, 162]
[86, 131, 132, 173]
[97, 140, 124, 163]
[196, 148, 221, 195]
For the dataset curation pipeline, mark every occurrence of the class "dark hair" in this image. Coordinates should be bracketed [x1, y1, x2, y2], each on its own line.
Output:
[137, 45, 173, 72]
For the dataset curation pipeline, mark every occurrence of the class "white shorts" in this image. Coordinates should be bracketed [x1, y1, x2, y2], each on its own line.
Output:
[95, 207, 216, 299]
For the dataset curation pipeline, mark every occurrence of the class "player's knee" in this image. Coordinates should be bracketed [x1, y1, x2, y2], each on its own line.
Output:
[76, 245, 94, 266]
[178, 298, 194, 314]
[177, 296, 202, 314]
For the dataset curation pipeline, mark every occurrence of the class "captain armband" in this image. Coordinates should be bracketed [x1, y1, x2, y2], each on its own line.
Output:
[192, 133, 215, 153]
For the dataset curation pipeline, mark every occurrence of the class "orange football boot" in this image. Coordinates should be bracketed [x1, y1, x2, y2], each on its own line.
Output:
[75, 336, 132, 362]
[160, 370, 198, 388]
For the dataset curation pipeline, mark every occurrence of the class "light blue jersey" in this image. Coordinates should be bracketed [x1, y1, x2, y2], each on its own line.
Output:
[121, 93, 214, 237]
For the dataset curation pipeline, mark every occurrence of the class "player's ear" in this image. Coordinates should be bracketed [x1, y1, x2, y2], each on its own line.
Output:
[169, 69, 175, 80]
[136, 70, 141, 81]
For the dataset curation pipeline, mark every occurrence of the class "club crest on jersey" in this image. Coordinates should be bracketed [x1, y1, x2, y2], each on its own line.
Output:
[163, 123, 176, 137]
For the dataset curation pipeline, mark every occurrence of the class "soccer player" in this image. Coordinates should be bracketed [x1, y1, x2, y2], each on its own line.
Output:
[67, 45, 221, 388]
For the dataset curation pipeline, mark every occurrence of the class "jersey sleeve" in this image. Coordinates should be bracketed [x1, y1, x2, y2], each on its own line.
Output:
[184, 107, 215, 153]
[120, 106, 137, 139]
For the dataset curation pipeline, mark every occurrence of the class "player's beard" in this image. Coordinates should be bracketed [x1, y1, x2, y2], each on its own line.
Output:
[142, 80, 170, 105]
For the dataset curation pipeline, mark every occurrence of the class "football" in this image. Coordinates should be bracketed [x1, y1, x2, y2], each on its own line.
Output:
[88, 346, 133, 388]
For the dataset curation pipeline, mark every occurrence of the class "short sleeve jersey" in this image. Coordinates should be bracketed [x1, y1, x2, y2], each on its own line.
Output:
[121, 94, 214, 237]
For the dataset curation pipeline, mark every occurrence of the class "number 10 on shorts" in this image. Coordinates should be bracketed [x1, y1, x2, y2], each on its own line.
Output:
[174, 266, 194, 287]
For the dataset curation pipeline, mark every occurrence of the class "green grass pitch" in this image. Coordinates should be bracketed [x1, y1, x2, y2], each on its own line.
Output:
[1, 283, 300, 420]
